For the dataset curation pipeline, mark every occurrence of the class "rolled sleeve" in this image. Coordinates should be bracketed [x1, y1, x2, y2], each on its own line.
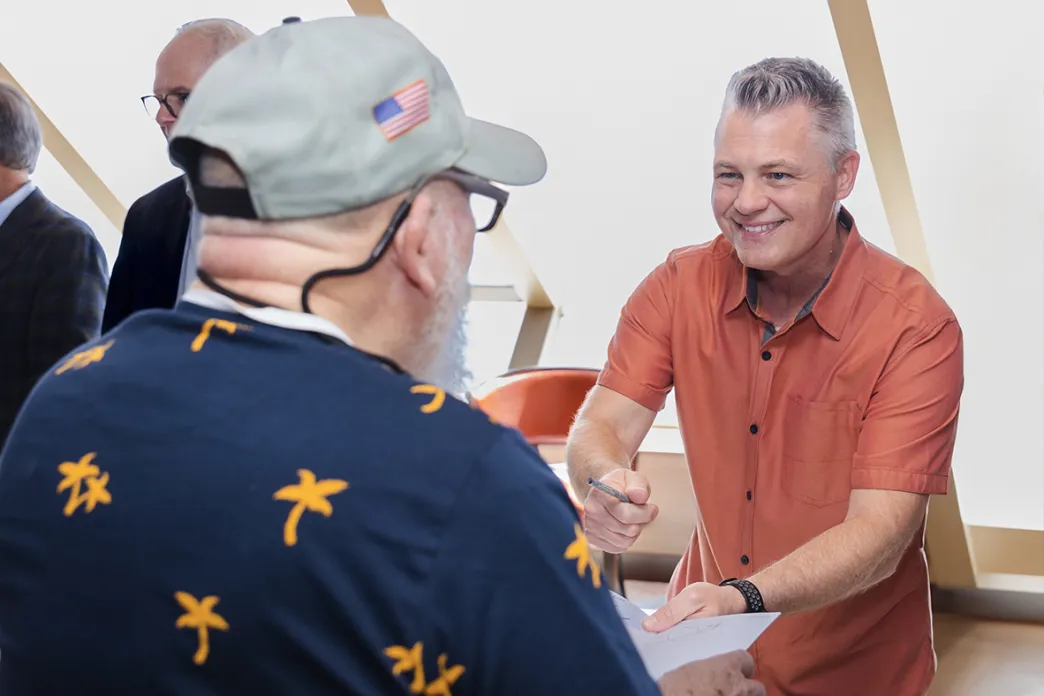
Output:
[851, 317, 964, 495]
[598, 258, 676, 411]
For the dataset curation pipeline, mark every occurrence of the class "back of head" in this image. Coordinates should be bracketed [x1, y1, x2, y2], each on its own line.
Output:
[152, 18, 254, 138]
[175, 18, 255, 61]
[720, 56, 856, 168]
[166, 16, 546, 394]
[0, 83, 42, 174]
[169, 16, 545, 220]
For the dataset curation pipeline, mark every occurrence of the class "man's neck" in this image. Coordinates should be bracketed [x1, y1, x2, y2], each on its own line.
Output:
[756, 219, 846, 322]
[191, 276, 413, 370]
[0, 169, 30, 202]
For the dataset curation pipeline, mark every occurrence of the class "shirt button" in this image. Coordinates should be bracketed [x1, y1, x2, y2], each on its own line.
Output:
[761, 350, 771, 361]
[749, 423, 759, 434]
[741, 555, 750, 565]
[746, 490, 752, 500]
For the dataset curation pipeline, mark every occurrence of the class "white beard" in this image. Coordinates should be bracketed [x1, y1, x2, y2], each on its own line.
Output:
[425, 300, 471, 399]
[417, 254, 472, 399]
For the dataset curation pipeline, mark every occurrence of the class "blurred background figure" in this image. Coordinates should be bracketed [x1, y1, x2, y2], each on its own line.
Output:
[101, 18, 253, 332]
[0, 82, 107, 449]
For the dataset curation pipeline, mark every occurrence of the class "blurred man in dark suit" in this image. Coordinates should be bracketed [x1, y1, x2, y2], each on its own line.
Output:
[0, 83, 108, 447]
[101, 18, 253, 332]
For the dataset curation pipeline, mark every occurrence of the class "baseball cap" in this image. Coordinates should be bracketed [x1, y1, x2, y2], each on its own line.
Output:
[168, 16, 547, 220]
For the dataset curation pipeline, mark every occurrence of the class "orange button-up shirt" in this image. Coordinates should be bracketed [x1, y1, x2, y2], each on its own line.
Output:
[599, 209, 963, 696]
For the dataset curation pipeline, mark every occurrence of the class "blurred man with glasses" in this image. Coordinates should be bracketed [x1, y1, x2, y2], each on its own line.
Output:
[101, 18, 253, 332]
[0, 17, 762, 696]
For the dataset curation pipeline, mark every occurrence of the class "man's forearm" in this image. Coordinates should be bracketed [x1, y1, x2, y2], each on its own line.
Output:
[747, 515, 913, 615]
[564, 418, 633, 495]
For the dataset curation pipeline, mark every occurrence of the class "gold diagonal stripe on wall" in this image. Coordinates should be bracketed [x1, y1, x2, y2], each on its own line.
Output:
[0, 61, 127, 230]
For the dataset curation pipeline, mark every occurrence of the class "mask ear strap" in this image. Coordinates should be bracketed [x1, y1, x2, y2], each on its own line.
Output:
[298, 199, 413, 314]
[196, 268, 267, 308]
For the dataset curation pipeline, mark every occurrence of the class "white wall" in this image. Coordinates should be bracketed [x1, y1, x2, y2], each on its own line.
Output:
[870, 0, 1044, 530]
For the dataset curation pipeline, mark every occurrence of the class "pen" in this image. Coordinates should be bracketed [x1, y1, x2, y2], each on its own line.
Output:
[587, 477, 632, 503]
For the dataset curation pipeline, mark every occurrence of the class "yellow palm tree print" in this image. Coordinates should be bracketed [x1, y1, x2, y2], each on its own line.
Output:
[425, 653, 466, 696]
[55, 340, 114, 374]
[273, 469, 349, 546]
[385, 642, 466, 696]
[191, 318, 251, 352]
[410, 384, 445, 413]
[385, 642, 426, 693]
[174, 592, 229, 665]
[56, 453, 112, 516]
[564, 523, 601, 588]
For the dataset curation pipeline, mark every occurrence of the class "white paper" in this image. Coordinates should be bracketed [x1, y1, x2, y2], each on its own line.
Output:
[610, 591, 779, 680]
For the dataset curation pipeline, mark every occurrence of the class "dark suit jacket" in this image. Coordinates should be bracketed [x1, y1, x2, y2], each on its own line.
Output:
[101, 176, 190, 332]
[0, 187, 109, 447]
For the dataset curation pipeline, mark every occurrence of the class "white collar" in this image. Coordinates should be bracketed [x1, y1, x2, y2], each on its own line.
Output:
[181, 288, 353, 346]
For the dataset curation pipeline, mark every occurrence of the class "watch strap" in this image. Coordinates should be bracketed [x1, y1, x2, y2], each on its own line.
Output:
[719, 577, 765, 613]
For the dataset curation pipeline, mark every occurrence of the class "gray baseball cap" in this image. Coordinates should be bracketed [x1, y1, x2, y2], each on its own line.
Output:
[168, 15, 547, 220]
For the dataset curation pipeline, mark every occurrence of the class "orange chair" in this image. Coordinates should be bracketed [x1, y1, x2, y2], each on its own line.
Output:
[469, 367, 626, 594]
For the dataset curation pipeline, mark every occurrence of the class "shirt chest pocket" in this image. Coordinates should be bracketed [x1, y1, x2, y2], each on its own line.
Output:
[781, 396, 861, 507]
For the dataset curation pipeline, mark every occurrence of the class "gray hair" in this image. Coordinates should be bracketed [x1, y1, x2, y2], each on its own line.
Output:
[175, 18, 254, 60]
[720, 57, 856, 168]
[0, 83, 42, 173]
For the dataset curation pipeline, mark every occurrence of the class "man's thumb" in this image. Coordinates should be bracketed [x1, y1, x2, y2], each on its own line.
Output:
[642, 602, 677, 632]
[623, 470, 651, 504]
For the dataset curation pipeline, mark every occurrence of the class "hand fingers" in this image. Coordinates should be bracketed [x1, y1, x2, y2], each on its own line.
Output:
[600, 469, 652, 505]
[726, 649, 755, 678]
[583, 497, 656, 553]
[590, 509, 645, 540]
[642, 593, 698, 632]
[583, 509, 641, 553]
[584, 529, 631, 554]
[598, 497, 658, 528]
[605, 497, 659, 526]
[621, 469, 652, 504]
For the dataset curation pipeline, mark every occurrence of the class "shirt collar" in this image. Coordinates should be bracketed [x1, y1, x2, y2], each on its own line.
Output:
[0, 181, 37, 228]
[724, 206, 867, 340]
[181, 287, 353, 346]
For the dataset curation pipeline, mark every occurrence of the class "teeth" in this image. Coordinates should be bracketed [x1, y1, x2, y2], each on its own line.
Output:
[741, 222, 781, 233]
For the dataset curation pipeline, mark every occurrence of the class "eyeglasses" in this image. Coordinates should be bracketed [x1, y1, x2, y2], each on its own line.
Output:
[297, 168, 508, 313]
[141, 91, 191, 119]
[433, 169, 508, 233]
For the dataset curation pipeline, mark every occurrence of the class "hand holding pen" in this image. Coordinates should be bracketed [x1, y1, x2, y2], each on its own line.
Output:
[582, 469, 659, 553]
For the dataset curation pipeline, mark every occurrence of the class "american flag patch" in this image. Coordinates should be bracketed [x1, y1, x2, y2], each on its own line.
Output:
[372, 79, 430, 141]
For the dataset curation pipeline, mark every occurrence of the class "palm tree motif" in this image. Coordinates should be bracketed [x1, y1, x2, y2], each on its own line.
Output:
[564, 523, 601, 588]
[56, 452, 112, 517]
[273, 469, 349, 547]
[410, 384, 445, 414]
[191, 318, 251, 352]
[425, 653, 466, 696]
[174, 592, 229, 665]
[55, 340, 114, 374]
[385, 642, 426, 693]
[80, 472, 112, 512]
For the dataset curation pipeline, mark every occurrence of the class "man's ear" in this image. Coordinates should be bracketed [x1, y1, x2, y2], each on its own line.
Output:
[391, 190, 438, 298]
[834, 150, 860, 201]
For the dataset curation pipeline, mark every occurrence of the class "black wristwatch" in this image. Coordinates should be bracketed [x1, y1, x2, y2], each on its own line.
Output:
[719, 578, 766, 613]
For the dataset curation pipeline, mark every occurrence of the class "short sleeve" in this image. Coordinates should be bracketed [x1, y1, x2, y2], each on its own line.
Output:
[851, 317, 964, 494]
[598, 257, 676, 411]
[425, 431, 660, 696]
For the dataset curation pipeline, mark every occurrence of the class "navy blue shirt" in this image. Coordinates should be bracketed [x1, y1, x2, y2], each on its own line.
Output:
[0, 298, 659, 695]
